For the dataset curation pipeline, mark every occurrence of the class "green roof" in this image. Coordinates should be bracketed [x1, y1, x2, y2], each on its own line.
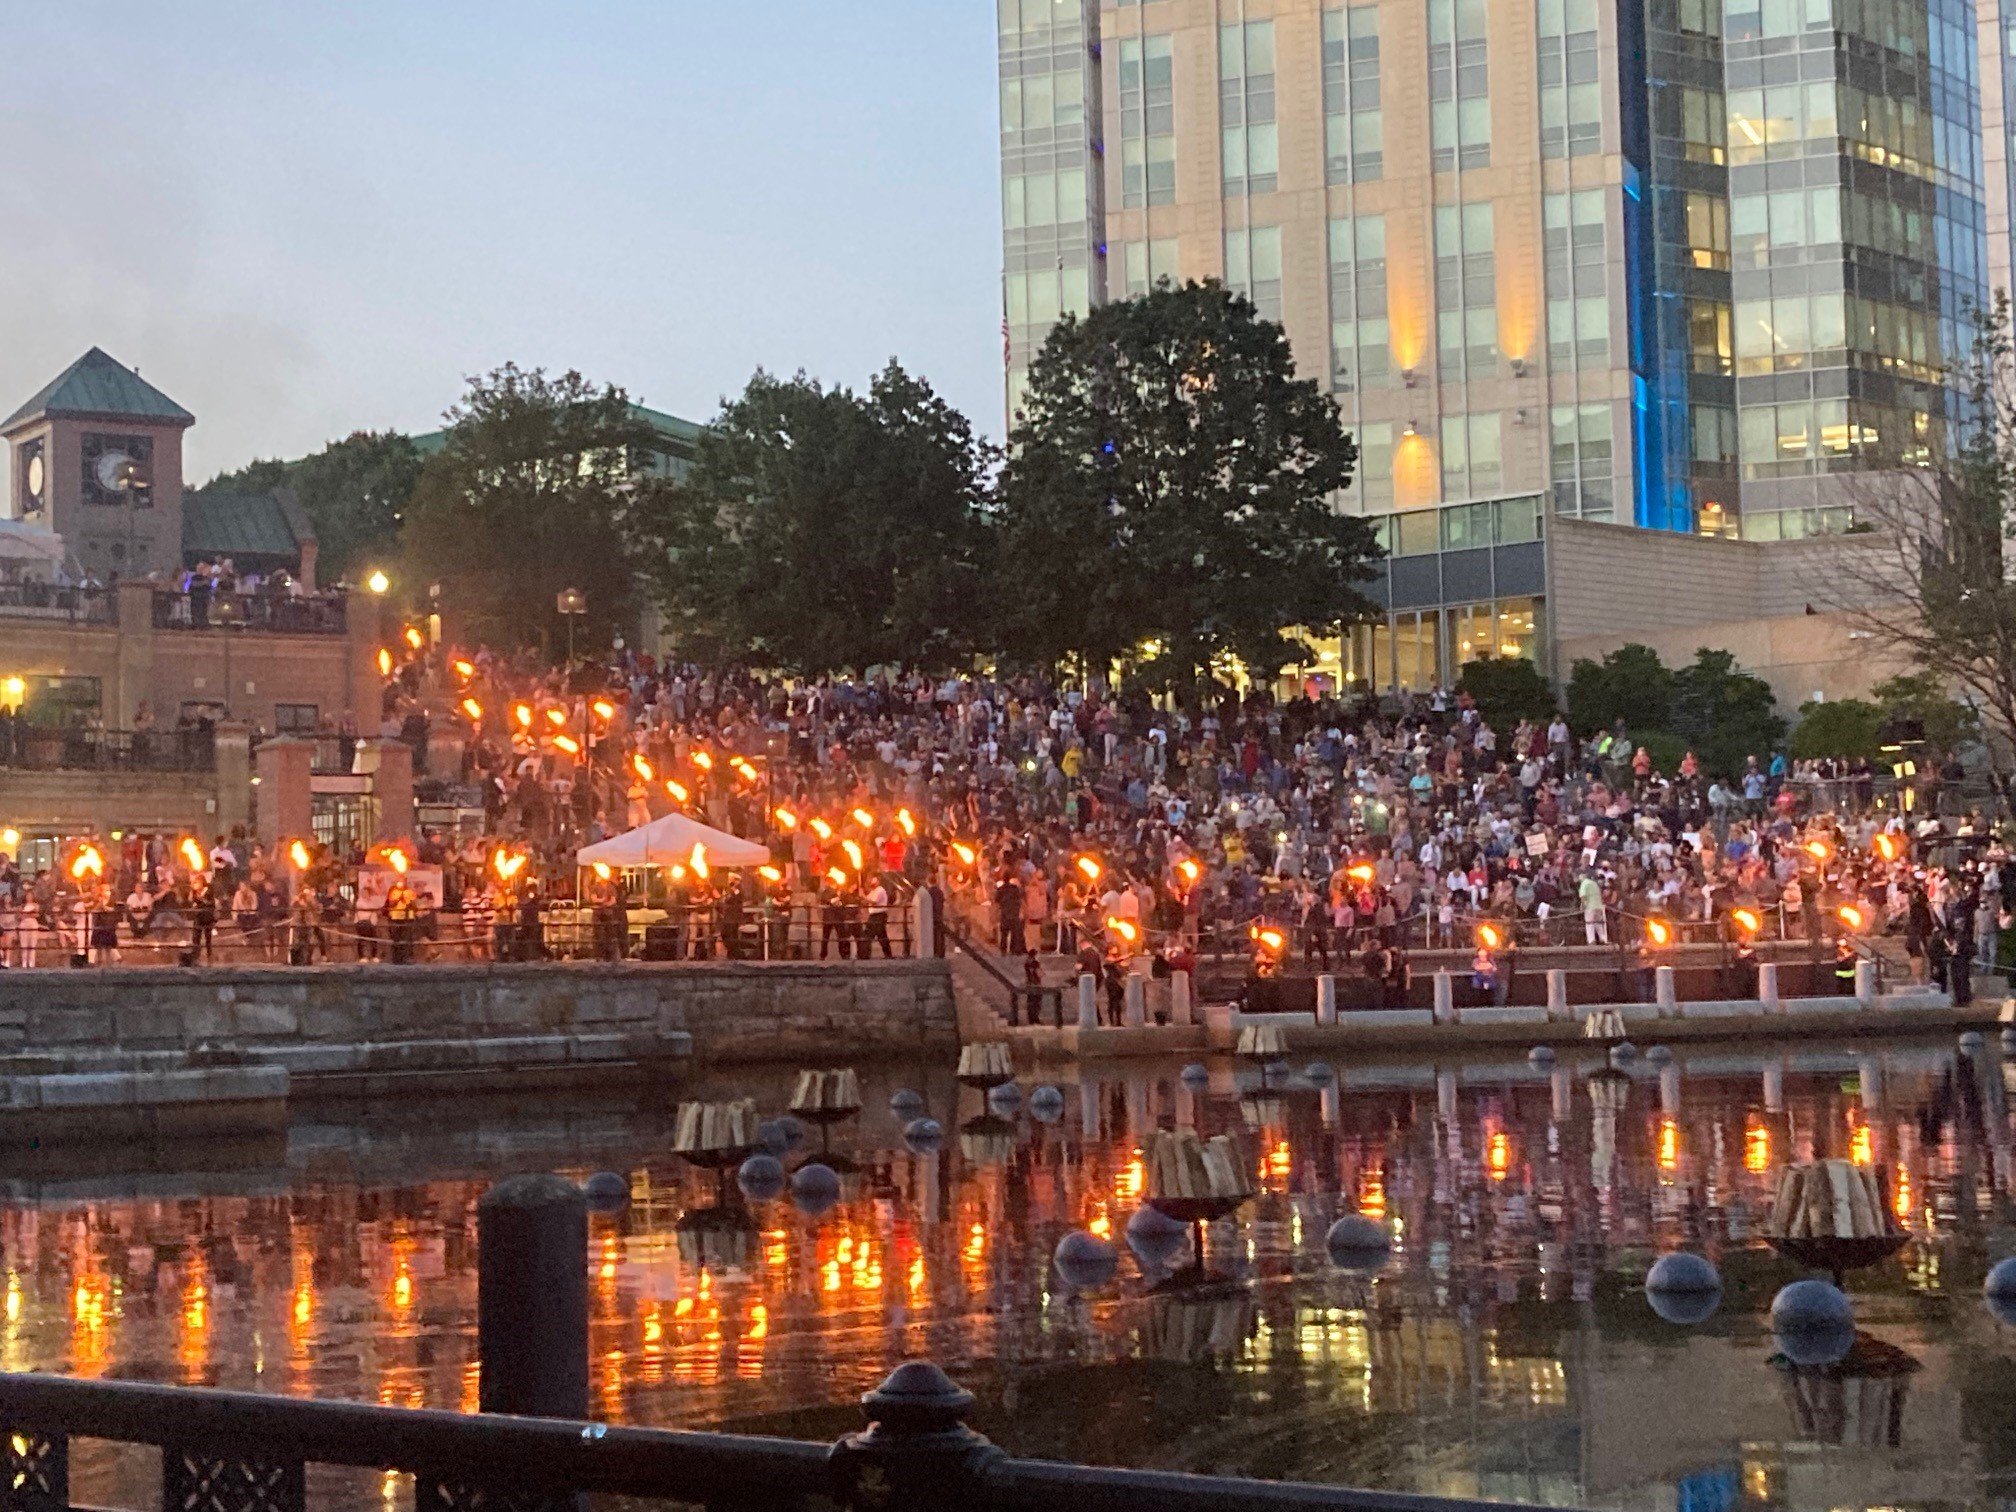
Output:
[182, 488, 314, 566]
[410, 401, 702, 457]
[3, 347, 195, 433]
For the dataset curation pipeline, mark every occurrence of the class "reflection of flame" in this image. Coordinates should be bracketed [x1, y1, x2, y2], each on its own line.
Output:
[1894, 1167, 1913, 1223]
[1744, 1120, 1771, 1174]
[1657, 1118, 1680, 1173]
[1486, 1132, 1512, 1180]
[1268, 1140, 1293, 1182]
[1358, 1167, 1387, 1220]
[1116, 1154, 1144, 1202]
[1849, 1123, 1874, 1167]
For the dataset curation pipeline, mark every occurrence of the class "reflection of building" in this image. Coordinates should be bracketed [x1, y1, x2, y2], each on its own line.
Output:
[997, 0, 1961, 705]
[0, 350, 400, 860]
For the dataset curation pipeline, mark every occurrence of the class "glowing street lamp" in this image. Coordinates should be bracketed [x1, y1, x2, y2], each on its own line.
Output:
[365, 570, 391, 595]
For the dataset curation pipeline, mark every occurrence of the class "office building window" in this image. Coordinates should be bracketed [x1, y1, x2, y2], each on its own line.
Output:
[1538, 0, 1602, 158]
[1005, 265, 1092, 329]
[1001, 69, 1085, 133]
[1003, 168, 1088, 229]
[1693, 406, 1738, 468]
[1350, 422, 1395, 510]
[1119, 36, 1176, 206]
[1224, 225, 1283, 322]
[1676, 86, 1728, 164]
[1221, 22, 1278, 195]
[1435, 202, 1497, 373]
[1322, 8, 1383, 182]
[274, 703, 320, 735]
[1442, 412, 1503, 500]
[1543, 190, 1608, 367]
[1430, 0, 1490, 171]
[1684, 190, 1730, 269]
[1119, 238, 1180, 296]
[1550, 402, 1614, 519]
[1688, 298, 1733, 375]
[1328, 215, 1389, 391]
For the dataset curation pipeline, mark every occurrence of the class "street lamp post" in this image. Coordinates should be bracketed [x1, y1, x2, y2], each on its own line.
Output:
[556, 588, 587, 670]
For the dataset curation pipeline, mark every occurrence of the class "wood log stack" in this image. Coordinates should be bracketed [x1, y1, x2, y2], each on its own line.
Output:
[1236, 1024, 1289, 1060]
[957, 1043, 1014, 1082]
[789, 1069, 863, 1116]
[1583, 1010, 1626, 1039]
[1767, 1159, 1900, 1239]
[1145, 1129, 1256, 1202]
[673, 1098, 758, 1155]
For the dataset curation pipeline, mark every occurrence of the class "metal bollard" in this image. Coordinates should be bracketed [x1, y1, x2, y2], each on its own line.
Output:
[1757, 961, 1782, 1014]
[1077, 972, 1099, 1031]
[1546, 969, 1569, 1022]
[478, 1174, 588, 1418]
[1316, 974, 1338, 1025]
[830, 1362, 1004, 1512]
[1655, 965, 1678, 1017]
[1170, 970, 1194, 1026]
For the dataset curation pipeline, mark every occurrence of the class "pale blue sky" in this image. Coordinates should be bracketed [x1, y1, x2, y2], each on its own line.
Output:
[0, 2, 1004, 479]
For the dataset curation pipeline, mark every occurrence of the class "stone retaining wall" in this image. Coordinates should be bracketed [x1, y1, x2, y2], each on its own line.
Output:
[0, 959, 957, 1082]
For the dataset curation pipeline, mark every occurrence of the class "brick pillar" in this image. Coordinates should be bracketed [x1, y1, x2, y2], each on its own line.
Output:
[113, 579, 156, 727]
[213, 721, 254, 836]
[255, 735, 314, 847]
[371, 737, 415, 846]
[427, 726, 468, 782]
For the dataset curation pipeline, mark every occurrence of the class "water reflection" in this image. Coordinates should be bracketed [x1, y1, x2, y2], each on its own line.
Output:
[5, 1042, 2016, 1508]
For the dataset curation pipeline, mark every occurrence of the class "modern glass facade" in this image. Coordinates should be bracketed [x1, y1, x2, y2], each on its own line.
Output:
[998, 0, 1999, 690]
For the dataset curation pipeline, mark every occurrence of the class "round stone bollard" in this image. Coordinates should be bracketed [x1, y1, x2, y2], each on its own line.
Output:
[1645, 1252, 1721, 1325]
[478, 1175, 588, 1418]
[1610, 1041, 1638, 1069]
[1304, 1061, 1337, 1084]
[1960, 1030, 1985, 1057]
[737, 1154, 786, 1200]
[1772, 1278, 1852, 1332]
[890, 1088, 925, 1115]
[903, 1117, 945, 1151]
[829, 1363, 1005, 1512]
[1028, 1084, 1067, 1122]
[1053, 1230, 1119, 1290]
[1180, 1062, 1211, 1086]
[1986, 1258, 2016, 1325]
[1322, 1217, 1387, 1274]
[1125, 1205, 1189, 1271]
[1528, 1045, 1556, 1069]
[2002, 1027, 2016, 1057]
[582, 1171, 631, 1212]
[791, 1162, 842, 1217]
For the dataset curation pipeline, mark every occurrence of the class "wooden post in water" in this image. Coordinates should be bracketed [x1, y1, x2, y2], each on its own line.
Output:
[479, 1175, 588, 1418]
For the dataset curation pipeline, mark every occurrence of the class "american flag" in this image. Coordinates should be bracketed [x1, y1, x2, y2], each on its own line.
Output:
[1002, 315, 1012, 370]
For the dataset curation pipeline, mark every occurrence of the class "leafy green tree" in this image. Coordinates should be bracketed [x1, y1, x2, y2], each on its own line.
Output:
[995, 281, 1377, 693]
[1868, 672, 1978, 758]
[402, 365, 650, 654]
[1455, 657, 1556, 727]
[1565, 643, 1675, 734]
[1789, 697, 1886, 761]
[629, 363, 993, 673]
[199, 432, 421, 586]
[1668, 648, 1786, 777]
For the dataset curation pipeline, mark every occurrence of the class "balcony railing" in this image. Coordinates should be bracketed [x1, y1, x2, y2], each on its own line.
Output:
[0, 1364, 1534, 1512]
[0, 726, 215, 773]
[0, 581, 115, 624]
[153, 589, 348, 635]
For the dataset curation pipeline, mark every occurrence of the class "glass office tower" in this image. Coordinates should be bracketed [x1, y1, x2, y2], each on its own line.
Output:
[997, 0, 1994, 692]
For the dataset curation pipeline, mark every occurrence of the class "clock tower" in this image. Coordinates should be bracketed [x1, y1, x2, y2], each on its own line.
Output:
[2, 347, 194, 582]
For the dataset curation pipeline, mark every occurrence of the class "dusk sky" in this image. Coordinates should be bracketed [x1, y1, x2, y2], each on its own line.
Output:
[1, 2, 1004, 479]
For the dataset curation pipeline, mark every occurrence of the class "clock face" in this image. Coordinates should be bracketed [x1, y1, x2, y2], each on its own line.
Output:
[24, 454, 42, 500]
[94, 450, 135, 494]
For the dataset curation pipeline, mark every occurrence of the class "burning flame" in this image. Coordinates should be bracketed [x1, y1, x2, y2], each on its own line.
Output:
[840, 839, 864, 872]
[951, 841, 977, 867]
[1731, 907, 1762, 936]
[1476, 920, 1505, 951]
[826, 867, 848, 888]
[544, 708, 568, 728]
[691, 750, 714, 771]
[289, 841, 312, 871]
[896, 808, 916, 837]
[758, 865, 783, 883]
[492, 849, 527, 882]
[809, 818, 834, 841]
[591, 699, 616, 722]
[68, 844, 104, 881]
[689, 842, 709, 881]
[376, 648, 394, 677]
[1646, 917, 1674, 947]
[179, 837, 207, 872]
[460, 697, 483, 721]
[552, 734, 582, 756]
[774, 807, 799, 829]
[631, 754, 654, 782]
[1075, 855, 1102, 882]
[665, 779, 691, 804]
[452, 658, 475, 680]
[1106, 916, 1138, 944]
[402, 626, 424, 651]
[591, 862, 613, 882]
[513, 703, 533, 728]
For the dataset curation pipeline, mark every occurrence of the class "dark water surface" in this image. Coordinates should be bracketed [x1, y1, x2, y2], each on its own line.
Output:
[8, 1038, 2016, 1510]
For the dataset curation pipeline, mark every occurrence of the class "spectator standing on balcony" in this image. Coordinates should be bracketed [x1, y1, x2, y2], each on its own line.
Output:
[189, 879, 217, 964]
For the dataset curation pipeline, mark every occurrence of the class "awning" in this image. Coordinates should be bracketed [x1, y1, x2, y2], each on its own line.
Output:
[575, 812, 771, 869]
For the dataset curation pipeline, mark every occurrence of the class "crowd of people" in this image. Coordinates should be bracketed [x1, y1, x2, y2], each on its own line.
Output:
[3, 637, 2006, 1003]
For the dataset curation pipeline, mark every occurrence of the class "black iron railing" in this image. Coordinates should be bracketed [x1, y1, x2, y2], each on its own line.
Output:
[0, 1364, 1533, 1512]
[0, 582, 114, 624]
[152, 589, 348, 635]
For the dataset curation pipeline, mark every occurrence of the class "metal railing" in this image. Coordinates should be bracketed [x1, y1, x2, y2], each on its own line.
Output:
[0, 1363, 1533, 1512]
[0, 726, 214, 773]
[152, 589, 348, 635]
[0, 581, 114, 624]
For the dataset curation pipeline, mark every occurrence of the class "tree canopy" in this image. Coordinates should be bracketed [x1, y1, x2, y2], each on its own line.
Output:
[1566, 642, 1784, 777]
[1455, 656, 1556, 728]
[994, 281, 1377, 693]
[198, 430, 422, 586]
[628, 363, 994, 674]
[402, 365, 650, 654]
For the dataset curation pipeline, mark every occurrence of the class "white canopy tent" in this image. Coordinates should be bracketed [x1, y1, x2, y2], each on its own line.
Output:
[575, 812, 770, 870]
